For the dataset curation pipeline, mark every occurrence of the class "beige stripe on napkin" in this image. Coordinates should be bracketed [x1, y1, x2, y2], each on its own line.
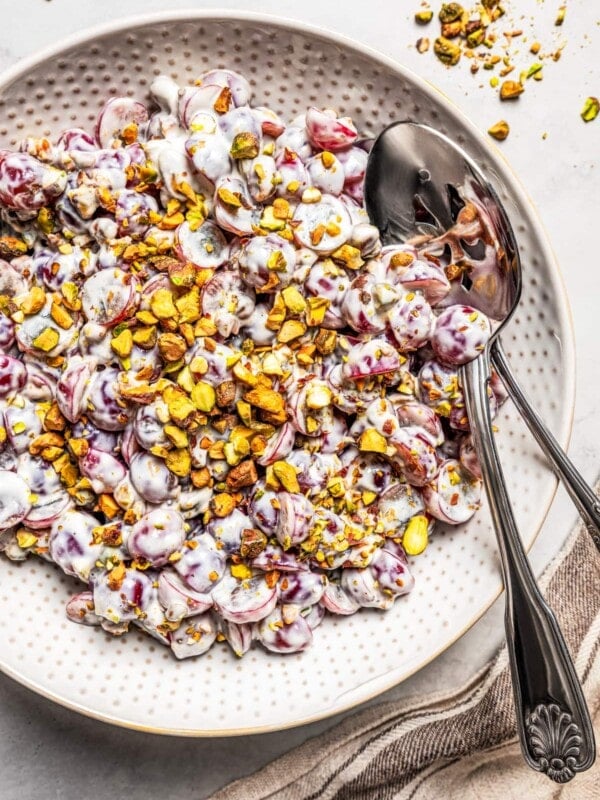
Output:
[210, 494, 600, 800]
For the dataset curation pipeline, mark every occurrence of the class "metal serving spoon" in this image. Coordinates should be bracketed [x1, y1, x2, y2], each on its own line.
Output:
[364, 120, 595, 782]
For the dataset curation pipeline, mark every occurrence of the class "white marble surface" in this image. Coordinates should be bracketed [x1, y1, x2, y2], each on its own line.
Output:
[0, 1, 598, 797]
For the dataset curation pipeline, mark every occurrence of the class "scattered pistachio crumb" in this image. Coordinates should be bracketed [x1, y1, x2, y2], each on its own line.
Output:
[581, 97, 599, 123]
[487, 120, 510, 141]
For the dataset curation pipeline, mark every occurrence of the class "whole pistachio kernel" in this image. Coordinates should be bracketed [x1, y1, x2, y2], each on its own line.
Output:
[439, 2, 463, 23]
[434, 37, 461, 66]
[403, 515, 429, 556]
[581, 97, 599, 123]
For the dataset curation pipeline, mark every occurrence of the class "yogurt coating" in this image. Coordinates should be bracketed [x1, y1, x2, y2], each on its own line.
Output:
[0, 67, 499, 660]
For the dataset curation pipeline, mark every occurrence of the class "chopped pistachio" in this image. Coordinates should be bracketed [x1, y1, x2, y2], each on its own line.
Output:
[190, 355, 209, 376]
[441, 20, 462, 38]
[266, 250, 287, 272]
[259, 206, 286, 232]
[32, 327, 59, 352]
[191, 381, 216, 413]
[136, 309, 158, 325]
[434, 37, 461, 66]
[165, 448, 192, 477]
[217, 186, 242, 208]
[213, 87, 232, 114]
[150, 288, 178, 320]
[158, 332, 187, 362]
[466, 28, 485, 48]
[358, 428, 387, 454]
[232, 361, 259, 386]
[230, 132, 260, 159]
[226, 459, 258, 489]
[97, 494, 120, 520]
[168, 260, 196, 288]
[415, 10, 434, 24]
[438, 3, 463, 23]
[278, 319, 307, 343]
[165, 389, 196, 424]
[16, 530, 38, 549]
[0, 236, 27, 259]
[526, 62, 543, 80]
[581, 97, 599, 123]
[19, 286, 46, 315]
[272, 198, 291, 219]
[301, 187, 322, 204]
[211, 492, 237, 518]
[331, 244, 364, 270]
[281, 286, 307, 315]
[111, 328, 133, 358]
[314, 328, 337, 356]
[487, 120, 510, 141]
[272, 461, 300, 493]
[499, 80, 524, 100]
[265, 293, 287, 331]
[132, 326, 157, 349]
[191, 467, 211, 489]
[60, 282, 81, 311]
[164, 425, 189, 449]
[244, 387, 285, 416]
[305, 383, 332, 410]
[236, 400, 252, 426]
[240, 528, 267, 558]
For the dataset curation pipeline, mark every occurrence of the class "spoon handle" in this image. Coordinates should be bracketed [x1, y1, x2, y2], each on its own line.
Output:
[461, 350, 596, 782]
[491, 339, 600, 551]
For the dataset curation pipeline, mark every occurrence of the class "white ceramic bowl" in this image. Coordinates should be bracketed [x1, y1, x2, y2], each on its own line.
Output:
[0, 10, 573, 735]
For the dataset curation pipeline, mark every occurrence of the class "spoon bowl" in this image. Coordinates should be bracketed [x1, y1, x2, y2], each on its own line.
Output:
[364, 119, 595, 782]
[364, 120, 520, 327]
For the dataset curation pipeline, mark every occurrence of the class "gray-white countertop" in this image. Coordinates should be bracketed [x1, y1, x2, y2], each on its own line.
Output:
[0, 1, 598, 798]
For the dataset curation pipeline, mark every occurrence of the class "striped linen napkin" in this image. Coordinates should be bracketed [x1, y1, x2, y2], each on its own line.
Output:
[210, 489, 600, 800]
